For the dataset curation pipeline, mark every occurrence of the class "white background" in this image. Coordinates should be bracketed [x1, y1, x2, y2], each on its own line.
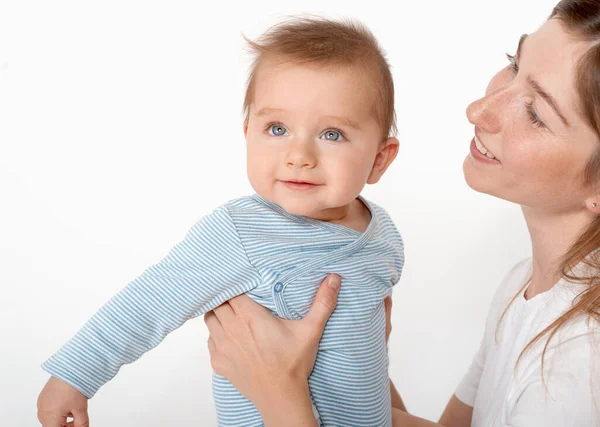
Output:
[0, 0, 556, 425]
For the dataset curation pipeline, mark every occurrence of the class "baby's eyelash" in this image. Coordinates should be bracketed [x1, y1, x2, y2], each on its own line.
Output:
[265, 121, 283, 131]
[525, 101, 546, 129]
[322, 127, 347, 140]
[506, 53, 518, 74]
[263, 123, 348, 140]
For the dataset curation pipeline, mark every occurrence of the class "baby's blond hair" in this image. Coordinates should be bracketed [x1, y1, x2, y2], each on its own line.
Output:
[243, 17, 396, 141]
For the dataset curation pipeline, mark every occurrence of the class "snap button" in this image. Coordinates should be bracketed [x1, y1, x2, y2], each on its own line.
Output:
[274, 282, 284, 293]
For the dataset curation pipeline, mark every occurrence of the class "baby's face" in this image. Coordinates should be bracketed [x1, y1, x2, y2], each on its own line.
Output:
[245, 61, 386, 220]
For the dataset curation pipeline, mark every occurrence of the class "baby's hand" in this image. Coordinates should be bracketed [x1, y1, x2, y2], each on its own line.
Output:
[37, 376, 89, 427]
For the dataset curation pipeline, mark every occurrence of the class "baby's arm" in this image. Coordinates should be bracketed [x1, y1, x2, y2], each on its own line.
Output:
[41, 206, 261, 397]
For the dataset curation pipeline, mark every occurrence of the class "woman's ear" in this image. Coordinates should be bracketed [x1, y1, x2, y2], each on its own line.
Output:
[367, 137, 400, 184]
[585, 195, 600, 215]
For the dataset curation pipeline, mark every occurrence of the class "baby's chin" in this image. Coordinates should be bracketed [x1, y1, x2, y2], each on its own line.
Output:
[273, 197, 323, 218]
[253, 186, 351, 220]
[255, 192, 326, 219]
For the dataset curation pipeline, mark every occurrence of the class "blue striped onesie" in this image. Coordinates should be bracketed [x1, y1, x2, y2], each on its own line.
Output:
[42, 194, 404, 426]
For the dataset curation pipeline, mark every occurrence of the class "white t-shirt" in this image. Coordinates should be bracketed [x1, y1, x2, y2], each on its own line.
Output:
[455, 258, 600, 427]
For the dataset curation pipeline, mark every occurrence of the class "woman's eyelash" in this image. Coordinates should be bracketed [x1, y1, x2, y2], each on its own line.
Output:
[505, 54, 547, 130]
[506, 53, 518, 74]
[525, 101, 546, 129]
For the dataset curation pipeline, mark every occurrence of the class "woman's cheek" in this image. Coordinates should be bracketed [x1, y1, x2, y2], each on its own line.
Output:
[511, 139, 574, 181]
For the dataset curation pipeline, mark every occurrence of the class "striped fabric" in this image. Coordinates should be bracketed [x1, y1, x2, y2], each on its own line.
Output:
[42, 194, 404, 426]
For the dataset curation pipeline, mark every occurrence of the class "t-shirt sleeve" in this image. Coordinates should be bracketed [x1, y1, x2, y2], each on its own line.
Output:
[454, 282, 501, 406]
[41, 206, 262, 398]
[454, 259, 532, 408]
[454, 333, 486, 407]
[503, 333, 600, 427]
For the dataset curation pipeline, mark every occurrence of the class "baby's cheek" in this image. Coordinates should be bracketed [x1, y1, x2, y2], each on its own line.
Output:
[246, 156, 274, 198]
[329, 156, 372, 196]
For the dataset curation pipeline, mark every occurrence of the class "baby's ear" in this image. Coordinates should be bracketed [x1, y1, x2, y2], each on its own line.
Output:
[243, 121, 249, 137]
[367, 137, 400, 184]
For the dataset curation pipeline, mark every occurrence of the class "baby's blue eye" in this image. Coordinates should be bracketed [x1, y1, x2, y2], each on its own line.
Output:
[322, 130, 342, 141]
[269, 125, 288, 136]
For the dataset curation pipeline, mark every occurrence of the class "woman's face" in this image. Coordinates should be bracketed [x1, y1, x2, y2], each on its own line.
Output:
[463, 18, 600, 213]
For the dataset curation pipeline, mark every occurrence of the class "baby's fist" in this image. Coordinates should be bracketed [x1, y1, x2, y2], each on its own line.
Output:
[37, 376, 89, 427]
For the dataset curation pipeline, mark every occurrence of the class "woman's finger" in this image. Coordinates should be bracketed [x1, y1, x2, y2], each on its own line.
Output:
[208, 334, 234, 379]
[303, 274, 341, 334]
[228, 294, 271, 317]
[384, 296, 392, 314]
[384, 296, 393, 343]
[212, 301, 237, 326]
[204, 310, 225, 341]
[207, 336, 218, 365]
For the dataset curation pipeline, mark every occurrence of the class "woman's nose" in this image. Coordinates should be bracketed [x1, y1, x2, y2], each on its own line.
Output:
[466, 87, 510, 134]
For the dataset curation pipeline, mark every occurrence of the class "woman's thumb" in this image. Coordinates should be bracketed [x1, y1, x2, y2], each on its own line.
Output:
[304, 274, 341, 334]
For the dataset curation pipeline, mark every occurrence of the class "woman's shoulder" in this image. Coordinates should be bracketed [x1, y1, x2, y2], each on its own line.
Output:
[474, 258, 532, 338]
[489, 257, 532, 308]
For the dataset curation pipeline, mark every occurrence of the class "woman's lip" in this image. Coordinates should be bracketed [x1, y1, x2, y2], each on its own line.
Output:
[469, 138, 500, 164]
[281, 180, 320, 191]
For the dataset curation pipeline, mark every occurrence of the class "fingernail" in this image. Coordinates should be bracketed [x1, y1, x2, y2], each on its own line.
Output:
[328, 275, 340, 291]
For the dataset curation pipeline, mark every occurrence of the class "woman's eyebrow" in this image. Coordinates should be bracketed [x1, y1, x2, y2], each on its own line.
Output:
[515, 34, 528, 62]
[516, 33, 570, 127]
[527, 76, 570, 127]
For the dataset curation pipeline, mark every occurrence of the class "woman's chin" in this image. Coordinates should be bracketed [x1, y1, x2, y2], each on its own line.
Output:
[463, 159, 494, 195]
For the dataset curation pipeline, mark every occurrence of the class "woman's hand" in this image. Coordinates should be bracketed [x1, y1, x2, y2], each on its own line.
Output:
[204, 274, 341, 422]
[385, 295, 392, 344]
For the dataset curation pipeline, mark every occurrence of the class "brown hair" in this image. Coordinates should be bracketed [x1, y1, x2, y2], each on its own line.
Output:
[504, 0, 600, 373]
[242, 16, 396, 141]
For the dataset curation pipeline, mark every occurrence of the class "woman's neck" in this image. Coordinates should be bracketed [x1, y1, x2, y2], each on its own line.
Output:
[522, 205, 592, 299]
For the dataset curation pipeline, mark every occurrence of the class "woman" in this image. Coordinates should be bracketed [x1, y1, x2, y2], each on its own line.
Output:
[204, 1, 600, 426]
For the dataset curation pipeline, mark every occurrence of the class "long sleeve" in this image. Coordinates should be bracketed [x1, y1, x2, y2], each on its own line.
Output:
[41, 206, 262, 398]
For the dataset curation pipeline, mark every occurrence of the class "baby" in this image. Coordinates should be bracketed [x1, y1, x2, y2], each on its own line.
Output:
[39, 17, 404, 426]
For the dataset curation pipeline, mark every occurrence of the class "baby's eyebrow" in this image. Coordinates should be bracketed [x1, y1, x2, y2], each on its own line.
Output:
[254, 107, 361, 130]
[322, 115, 361, 130]
[255, 107, 286, 117]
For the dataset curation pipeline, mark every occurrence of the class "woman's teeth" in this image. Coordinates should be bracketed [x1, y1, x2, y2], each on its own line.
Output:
[475, 136, 496, 159]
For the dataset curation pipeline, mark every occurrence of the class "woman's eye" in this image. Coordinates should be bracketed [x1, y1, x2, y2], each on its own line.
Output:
[268, 124, 288, 136]
[525, 101, 547, 130]
[321, 130, 343, 141]
[506, 53, 519, 75]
